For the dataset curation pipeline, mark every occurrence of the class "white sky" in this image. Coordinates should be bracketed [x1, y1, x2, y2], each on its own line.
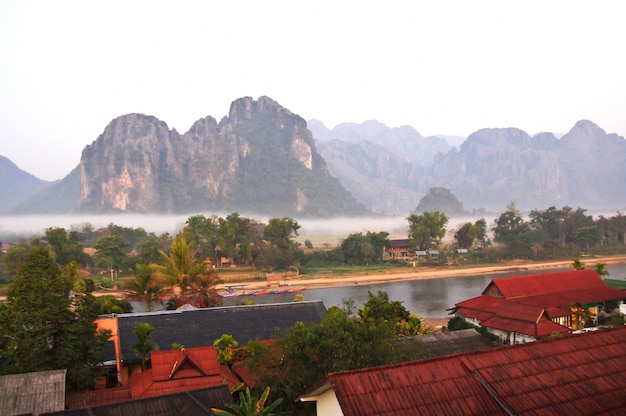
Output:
[1, 0, 625, 181]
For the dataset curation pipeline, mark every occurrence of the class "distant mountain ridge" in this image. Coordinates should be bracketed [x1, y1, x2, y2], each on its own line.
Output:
[0, 156, 52, 212]
[3, 96, 626, 217]
[310, 119, 626, 214]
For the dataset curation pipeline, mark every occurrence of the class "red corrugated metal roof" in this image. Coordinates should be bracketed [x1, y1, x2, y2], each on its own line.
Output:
[455, 270, 625, 335]
[455, 296, 504, 321]
[489, 269, 607, 298]
[303, 327, 626, 415]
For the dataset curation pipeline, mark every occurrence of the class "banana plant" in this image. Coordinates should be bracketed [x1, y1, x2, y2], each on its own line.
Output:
[212, 383, 283, 416]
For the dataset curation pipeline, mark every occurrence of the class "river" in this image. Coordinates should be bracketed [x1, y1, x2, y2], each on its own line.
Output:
[220, 263, 626, 319]
[132, 264, 626, 317]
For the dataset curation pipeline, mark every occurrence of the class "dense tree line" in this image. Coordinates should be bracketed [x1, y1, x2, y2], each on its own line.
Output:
[2, 204, 626, 284]
[489, 202, 626, 259]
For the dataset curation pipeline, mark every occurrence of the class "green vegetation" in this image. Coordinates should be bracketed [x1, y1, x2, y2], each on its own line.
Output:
[0, 248, 111, 390]
[407, 211, 449, 251]
[132, 322, 159, 370]
[213, 383, 283, 416]
[3, 204, 625, 289]
[447, 317, 497, 341]
[243, 291, 427, 411]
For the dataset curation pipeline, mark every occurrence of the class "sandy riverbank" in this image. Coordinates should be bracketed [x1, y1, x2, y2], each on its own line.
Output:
[216, 254, 626, 292]
[242, 254, 625, 330]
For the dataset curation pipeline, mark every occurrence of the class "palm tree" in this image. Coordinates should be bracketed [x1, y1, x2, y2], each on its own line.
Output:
[152, 235, 205, 292]
[152, 235, 223, 307]
[132, 323, 159, 370]
[190, 267, 224, 307]
[124, 264, 166, 312]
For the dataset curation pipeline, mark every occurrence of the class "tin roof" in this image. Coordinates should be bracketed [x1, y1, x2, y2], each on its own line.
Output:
[487, 269, 611, 298]
[455, 270, 625, 335]
[392, 329, 496, 359]
[300, 327, 626, 415]
[44, 384, 234, 416]
[110, 300, 326, 362]
[0, 369, 66, 416]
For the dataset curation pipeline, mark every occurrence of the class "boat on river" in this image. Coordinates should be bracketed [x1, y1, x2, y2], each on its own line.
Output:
[221, 287, 306, 298]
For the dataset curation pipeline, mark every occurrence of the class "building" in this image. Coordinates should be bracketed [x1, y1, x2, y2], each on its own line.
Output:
[452, 269, 625, 343]
[298, 326, 626, 415]
[96, 301, 326, 387]
[385, 239, 412, 259]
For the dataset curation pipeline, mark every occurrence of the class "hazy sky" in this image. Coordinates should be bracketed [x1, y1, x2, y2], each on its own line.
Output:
[1, 0, 625, 181]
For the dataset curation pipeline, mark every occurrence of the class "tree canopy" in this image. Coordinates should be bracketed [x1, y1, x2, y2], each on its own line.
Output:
[407, 211, 449, 251]
[243, 291, 426, 411]
[0, 248, 111, 390]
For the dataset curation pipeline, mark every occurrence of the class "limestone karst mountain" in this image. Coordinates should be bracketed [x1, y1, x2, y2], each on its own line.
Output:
[6, 97, 367, 217]
[4, 99, 626, 218]
[310, 119, 626, 214]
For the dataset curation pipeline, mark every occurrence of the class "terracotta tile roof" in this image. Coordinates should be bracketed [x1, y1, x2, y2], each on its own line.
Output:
[44, 384, 234, 415]
[300, 327, 626, 415]
[111, 300, 326, 363]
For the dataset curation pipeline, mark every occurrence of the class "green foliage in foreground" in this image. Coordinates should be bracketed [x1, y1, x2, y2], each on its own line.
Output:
[213, 383, 283, 416]
[0, 248, 111, 390]
[243, 291, 425, 411]
[447, 317, 497, 341]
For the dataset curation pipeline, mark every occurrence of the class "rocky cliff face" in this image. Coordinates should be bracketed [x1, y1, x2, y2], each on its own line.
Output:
[12, 96, 367, 217]
[310, 119, 626, 214]
[5, 101, 626, 217]
[311, 120, 449, 214]
[429, 120, 626, 211]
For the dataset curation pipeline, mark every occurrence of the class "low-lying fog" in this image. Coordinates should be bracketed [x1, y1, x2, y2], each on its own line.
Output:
[1, 209, 620, 244]
[0, 213, 498, 244]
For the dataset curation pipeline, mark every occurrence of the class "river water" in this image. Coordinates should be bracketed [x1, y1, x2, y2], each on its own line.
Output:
[221, 263, 626, 319]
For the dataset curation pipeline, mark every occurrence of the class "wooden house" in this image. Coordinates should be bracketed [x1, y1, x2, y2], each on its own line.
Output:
[384, 239, 411, 259]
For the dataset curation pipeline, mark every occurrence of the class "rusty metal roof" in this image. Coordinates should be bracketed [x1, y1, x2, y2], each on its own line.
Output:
[455, 270, 625, 336]
[44, 384, 234, 416]
[0, 369, 66, 416]
[392, 329, 497, 359]
[301, 327, 626, 415]
[487, 269, 611, 298]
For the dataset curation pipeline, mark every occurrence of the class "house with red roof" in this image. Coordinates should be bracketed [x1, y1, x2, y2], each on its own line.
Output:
[65, 346, 239, 409]
[453, 269, 625, 343]
[298, 326, 626, 415]
[129, 346, 239, 399]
